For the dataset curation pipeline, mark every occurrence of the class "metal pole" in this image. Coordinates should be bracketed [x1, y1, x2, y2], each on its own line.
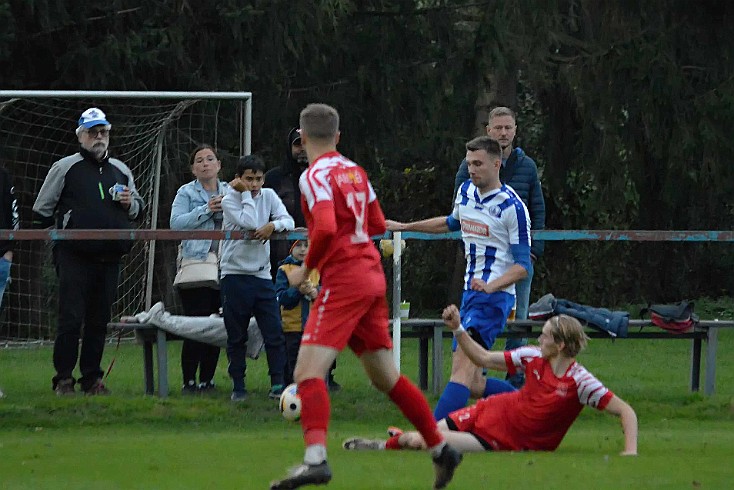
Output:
[244, 97, 252, 155]
[392, 232, 402, 369]
[144, 133, 164, 310]
[704, 327, 718, 395]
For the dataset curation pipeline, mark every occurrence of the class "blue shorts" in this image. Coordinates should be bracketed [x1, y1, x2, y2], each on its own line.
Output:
[452, 290, 514, 352]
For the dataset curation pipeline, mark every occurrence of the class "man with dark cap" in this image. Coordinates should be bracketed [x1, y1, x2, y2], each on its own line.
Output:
[264, 127, 309, 276]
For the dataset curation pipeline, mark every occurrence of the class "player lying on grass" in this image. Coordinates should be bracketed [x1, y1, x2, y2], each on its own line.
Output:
[344, 307, 638, 455]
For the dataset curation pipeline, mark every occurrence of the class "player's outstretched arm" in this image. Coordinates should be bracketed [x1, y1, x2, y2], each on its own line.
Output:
[602, 395, 638, 456]
[442, 305, 507, 370]
[386, 216, 449, 234]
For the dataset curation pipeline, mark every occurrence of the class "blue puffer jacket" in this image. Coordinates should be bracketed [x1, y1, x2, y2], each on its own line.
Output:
[454, 147, 546, 259]
[554, 299, 629, 338]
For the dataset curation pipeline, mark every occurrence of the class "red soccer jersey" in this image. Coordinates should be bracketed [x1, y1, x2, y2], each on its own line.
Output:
[457, 346, 614, 451]
[299, 151, 387, 286]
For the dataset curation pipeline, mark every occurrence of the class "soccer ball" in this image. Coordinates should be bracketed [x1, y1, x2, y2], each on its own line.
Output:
[279, 383, 301, 422]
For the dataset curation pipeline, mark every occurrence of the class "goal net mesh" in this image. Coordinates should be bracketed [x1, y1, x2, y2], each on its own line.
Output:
[0, 95, 248, 343]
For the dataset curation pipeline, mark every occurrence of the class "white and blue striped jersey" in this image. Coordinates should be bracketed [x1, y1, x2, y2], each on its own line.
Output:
[448, 180, 531, 294]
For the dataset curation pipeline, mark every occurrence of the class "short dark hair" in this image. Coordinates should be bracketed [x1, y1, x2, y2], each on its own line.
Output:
[236, 154, 266, 176]
[189, 144, 218, 166]
[465, 136, 502, 159]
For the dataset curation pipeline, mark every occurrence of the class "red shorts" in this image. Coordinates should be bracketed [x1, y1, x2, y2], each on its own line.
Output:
[446, 394, 514, 451]
[301, 284, 392, 356]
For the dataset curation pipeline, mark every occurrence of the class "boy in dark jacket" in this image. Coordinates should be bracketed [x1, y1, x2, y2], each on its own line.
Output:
[275, 239, 339, 390]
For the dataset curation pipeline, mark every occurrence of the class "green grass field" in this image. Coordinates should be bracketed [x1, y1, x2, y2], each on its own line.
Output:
[1, 300, 734, 489]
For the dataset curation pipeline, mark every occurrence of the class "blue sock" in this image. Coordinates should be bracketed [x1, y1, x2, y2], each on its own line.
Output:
[433, 382, 471, 421]
[483, 377, 517, 398]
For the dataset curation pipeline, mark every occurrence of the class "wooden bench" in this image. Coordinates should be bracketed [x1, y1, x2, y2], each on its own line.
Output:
[110, 318, 731, 398]
[395, 318, 731, 395]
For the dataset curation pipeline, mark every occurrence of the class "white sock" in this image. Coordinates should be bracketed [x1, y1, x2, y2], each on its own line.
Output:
[304, 444, 327, 465]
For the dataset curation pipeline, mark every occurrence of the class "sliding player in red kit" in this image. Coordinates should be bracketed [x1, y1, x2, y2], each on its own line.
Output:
[269, 104, 462, 490]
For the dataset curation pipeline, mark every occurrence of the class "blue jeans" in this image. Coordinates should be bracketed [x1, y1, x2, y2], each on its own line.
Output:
[221, 274, 286, 391]
[504, 261, 534, 386]
[0, 257, 10, 309]
[505, 260, 534, 346]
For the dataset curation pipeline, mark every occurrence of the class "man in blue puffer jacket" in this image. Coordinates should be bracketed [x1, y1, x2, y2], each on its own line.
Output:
[453, 107, 545, 387]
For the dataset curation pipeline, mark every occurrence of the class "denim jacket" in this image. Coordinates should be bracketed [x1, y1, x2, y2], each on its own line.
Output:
[170, 179, 229, 260]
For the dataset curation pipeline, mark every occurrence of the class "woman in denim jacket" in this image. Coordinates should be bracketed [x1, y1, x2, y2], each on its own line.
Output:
[170, 144, 229, 394]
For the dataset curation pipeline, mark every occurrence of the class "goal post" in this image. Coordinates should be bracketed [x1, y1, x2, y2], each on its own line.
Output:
[0, 90, 252, 342]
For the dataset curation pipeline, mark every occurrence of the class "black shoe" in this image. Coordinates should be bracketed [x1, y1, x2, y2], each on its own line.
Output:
[197, 381, 216, 394]
[182, 380, 197, 395]
[83, 378, 111, 396]
[54, 378, 75, 396]
[432, 444, 462, 489]
[270, 461, 332, 490]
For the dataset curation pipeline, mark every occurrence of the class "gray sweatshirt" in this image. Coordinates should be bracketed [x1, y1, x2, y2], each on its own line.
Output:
[220, 187, 294, 280]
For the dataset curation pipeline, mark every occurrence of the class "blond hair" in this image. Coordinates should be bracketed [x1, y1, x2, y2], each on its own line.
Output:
[547, 315, 589, 357]
[488, 106, 516, 122]
[299, 103, 339, 142]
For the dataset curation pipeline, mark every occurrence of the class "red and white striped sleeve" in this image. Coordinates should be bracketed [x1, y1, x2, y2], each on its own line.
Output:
[504, 346, 541, 375]
[570, 364, 614, 410]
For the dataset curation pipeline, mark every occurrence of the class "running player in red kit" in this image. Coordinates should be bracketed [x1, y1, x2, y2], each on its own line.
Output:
[270, 103, 461, 490]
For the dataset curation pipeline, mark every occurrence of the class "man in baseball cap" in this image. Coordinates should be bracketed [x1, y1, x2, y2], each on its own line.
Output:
[32, 106, 144, 396]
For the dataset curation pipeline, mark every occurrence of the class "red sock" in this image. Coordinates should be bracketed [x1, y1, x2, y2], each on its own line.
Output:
[299, 377, 330, 446]
[388, 375, 443, 448]
[385, 435, 402, 450]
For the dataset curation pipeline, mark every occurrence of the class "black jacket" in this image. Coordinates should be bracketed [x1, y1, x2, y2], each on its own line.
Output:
[32, 148, 145, 260]
[0, 166, 19, 255]
[264, 128, 308, 278]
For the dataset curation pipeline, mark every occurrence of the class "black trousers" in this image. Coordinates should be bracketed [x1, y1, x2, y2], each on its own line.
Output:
[52, 248, 120, 391]
[283, 331, 337, 386]
[177, 287, 222, 385]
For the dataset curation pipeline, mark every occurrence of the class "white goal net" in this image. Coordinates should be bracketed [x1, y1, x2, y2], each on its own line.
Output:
[0, 91, 251, 343]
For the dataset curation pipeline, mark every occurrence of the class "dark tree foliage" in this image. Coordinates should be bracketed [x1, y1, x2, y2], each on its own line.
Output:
[1, 0, 732, 311]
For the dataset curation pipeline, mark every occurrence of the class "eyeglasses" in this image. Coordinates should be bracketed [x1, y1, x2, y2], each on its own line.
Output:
[488, 125, 515, 132]
[85, 127, 110, 138]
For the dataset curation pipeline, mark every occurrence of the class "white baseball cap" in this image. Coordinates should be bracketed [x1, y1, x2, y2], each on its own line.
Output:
[78, 107, 110, 128]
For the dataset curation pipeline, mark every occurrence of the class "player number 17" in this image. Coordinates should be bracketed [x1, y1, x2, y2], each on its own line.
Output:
[346, 191, 369, 244]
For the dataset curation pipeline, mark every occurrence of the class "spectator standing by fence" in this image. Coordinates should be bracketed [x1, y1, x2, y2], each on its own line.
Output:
[170, 144, 228, 394]
[264, 127, 309, 278]
[220, 154, 293, 401]
[32, 108, 144, 396]
[454, 107, 545, 388]
[0, 166, 18, 309]
[275, 239, 341, 389]
[0, 165, 18, 400]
